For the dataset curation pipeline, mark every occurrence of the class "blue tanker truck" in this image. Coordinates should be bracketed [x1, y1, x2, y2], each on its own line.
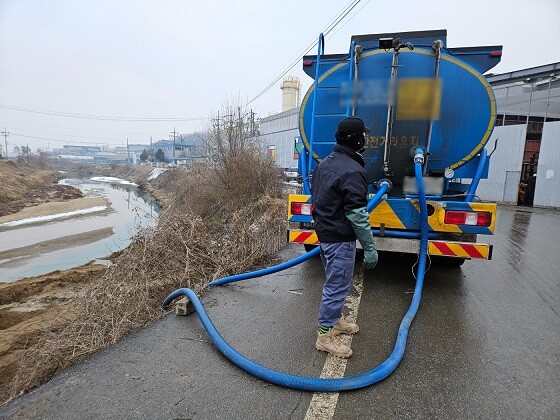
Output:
[287, 29, 503, 265]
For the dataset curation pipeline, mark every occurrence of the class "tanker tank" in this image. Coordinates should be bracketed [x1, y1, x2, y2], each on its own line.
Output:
[299, 29, 503, 196]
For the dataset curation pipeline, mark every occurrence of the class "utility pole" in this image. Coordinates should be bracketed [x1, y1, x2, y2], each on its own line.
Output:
[1, 128, 8, 158]
[170, 127, 177, 164]
[126, 137, 130, 164]
[213, 111, 220, 161]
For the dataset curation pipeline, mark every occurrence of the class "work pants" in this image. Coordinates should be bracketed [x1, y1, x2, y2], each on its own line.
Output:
[318, 241, 356, 328]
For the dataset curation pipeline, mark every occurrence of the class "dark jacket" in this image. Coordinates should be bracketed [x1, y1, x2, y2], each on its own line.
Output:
[311, 144, 368, 243]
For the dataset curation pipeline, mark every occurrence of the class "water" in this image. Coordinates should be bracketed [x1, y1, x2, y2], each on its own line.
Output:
[0, 178, 159, 282]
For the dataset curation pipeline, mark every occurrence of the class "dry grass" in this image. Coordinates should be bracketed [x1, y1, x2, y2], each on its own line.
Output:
[5, 150, 287, 404]
[0, 157, 81, 216]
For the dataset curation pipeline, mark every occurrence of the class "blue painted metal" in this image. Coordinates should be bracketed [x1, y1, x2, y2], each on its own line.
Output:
[465, 148, 488, 202]
[346, 40, 356, 117]
[299, 148, 311, 195]
[307, 33, 325, 179]
[299, 29, 502, 195]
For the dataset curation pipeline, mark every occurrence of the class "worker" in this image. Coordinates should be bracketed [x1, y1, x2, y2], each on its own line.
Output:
[311, 116, 378, 358]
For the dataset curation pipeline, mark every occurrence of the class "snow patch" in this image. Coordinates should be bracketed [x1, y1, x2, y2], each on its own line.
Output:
[90, 177, 138, 187]
[1, 206, 108, 227]
[147, 168, 167, 181]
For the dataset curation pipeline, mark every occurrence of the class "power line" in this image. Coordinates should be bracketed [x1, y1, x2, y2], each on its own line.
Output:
[246, 0, 365, 106]
[0, 119, 172, 136]
[11, 132, 115, 145]
[251, 0, 359, 99]
[246, 0, 360, 105]
[328, 0, 373, 39]
[10, 132, 130, 146]
[0, 104, 208, 122]
[0, 85, 211, 108]
[6, 127, 165, 142]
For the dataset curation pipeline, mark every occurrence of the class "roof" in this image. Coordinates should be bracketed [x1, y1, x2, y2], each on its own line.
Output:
[487, 62, 560, 119]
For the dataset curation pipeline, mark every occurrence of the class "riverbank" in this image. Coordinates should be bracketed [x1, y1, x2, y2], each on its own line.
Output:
[0, 160, 120, 400]
[0, 197, 108, 226]
[1, 153, 286, 406]
[0, 159, 155, 404]
[0, 158, 82, 217]
[0, 263, 110, 400]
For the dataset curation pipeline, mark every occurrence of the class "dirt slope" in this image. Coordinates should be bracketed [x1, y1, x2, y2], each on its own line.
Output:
[0, 158, 81, 217]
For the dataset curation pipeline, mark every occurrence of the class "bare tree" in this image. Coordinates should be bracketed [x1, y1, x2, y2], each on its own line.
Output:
[200, 98, 279, 202]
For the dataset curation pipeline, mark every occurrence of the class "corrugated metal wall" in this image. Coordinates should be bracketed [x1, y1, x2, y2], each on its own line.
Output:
[477, 124, 527, 203]
[259, 107, 300, 169]
[534, 121, 560, 208]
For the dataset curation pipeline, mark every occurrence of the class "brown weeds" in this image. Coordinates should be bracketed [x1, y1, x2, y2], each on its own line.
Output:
[6, 150, 287, 403]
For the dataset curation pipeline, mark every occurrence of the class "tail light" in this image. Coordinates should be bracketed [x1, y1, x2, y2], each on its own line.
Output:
[444, 210, 492, 227]
[291, 202, 312, 216]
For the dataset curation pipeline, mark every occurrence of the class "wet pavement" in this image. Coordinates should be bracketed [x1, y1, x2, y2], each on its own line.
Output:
[1, 204, 558, 419]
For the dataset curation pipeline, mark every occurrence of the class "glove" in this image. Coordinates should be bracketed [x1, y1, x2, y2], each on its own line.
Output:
[346, 207, 378, 270]
[363, 248, 378, 270]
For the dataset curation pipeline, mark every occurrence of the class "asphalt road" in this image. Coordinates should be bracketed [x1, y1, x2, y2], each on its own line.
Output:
[1, 205, 559, 419]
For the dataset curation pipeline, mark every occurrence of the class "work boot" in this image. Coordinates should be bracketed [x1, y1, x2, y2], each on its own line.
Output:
[315, 329, 353, 358]
[332, 314, 359, 335]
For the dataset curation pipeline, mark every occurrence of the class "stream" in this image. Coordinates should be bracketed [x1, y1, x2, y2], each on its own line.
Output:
[0, 178, 159, 282]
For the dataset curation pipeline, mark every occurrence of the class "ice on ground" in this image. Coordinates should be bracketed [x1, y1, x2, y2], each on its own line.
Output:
[0, 206, 108, 228]
[90, 177, 138, 187]
[147, 168, 167, 181]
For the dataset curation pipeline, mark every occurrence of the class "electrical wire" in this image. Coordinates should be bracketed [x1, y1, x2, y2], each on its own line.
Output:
[0, 85, 209, 108]
[328, 0, 372, 39]
[246, 0, 360, 105]
[0, 104, 208, 122]
[0, 119, 171, 136]
[9, 132, 121, 145]
[246, 0, 366, 106]
[9, 128, 151, 142]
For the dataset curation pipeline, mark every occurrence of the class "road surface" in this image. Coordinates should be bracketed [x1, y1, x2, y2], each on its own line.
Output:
[1, 205, 558, 419]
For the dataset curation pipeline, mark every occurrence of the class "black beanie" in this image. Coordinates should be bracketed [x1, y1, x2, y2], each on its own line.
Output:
[335, 116, 371, 151]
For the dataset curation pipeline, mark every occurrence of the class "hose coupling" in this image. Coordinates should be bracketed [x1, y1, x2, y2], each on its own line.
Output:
[377, 178, 393, 191]
[411, 146, 426, 164]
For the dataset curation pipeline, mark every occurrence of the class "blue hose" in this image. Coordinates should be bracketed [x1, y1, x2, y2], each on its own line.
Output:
[465, 148, 487, 202]
[208, 184, 389, 288]
[207, 247, 319, 287]
[162, 163, 429, 391]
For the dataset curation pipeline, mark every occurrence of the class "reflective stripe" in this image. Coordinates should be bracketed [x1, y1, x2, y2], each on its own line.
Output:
[429, 241, 490, 259]
[289, 230, 320, 245]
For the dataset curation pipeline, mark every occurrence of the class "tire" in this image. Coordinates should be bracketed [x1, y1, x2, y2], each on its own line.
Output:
[304, 244, 318, 253]
[432, 256, 466, 267]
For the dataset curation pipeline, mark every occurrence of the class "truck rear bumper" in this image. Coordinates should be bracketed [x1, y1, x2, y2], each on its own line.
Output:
[288, 229, 493, 260]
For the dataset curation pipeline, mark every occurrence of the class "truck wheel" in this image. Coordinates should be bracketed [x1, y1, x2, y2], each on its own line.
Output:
[433, 256, 466, 267]
[304, 244, 318, 253]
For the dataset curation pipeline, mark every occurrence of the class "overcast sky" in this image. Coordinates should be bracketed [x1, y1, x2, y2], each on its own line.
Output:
[1, 0, 559, 153]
